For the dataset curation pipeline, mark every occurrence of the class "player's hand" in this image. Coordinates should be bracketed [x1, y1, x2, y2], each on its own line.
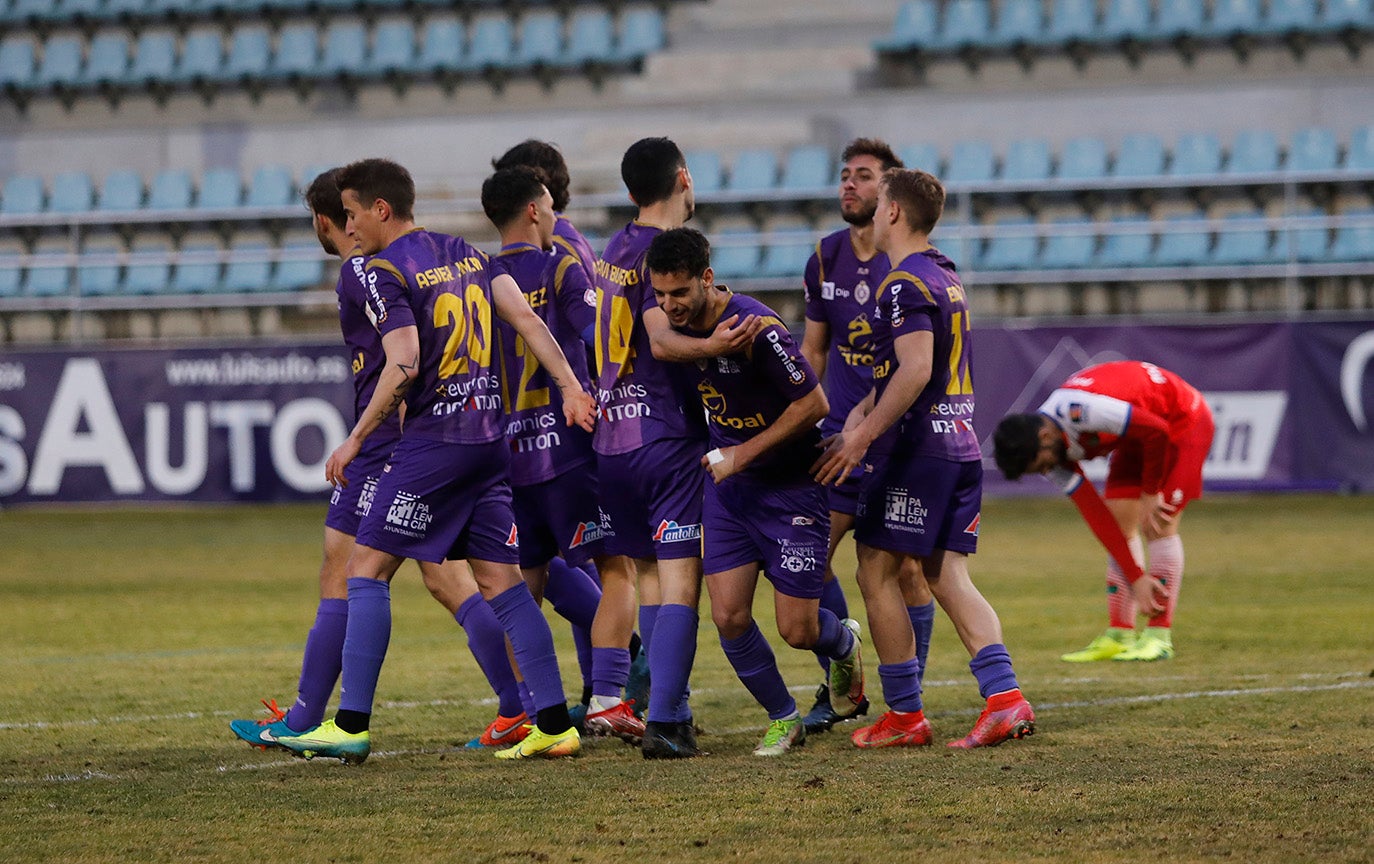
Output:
[1141, 491, 1178, 536]
[325, 435, 363, 487]
[811, 431, 869, 487]
[841, 400, 868, 433]
[701, 446, 740, 484]
[1131, 574, 1168, 616]
[706, 313, 762, 356]
[562, 388, 597, 433]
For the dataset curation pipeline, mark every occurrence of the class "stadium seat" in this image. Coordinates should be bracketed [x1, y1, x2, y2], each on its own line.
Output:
[980, 216, 1038, 270]
[415, 17, 467, 77]
[149, 168, 193, 211]
[1099, 0, 1153, 43]
[33, 34, 84, 92]
[758, 239, 814, 278]
[1112, 134, 1167, 178]
[1057, 136, 1109, 181]
[1317, 0, 1372, 32]
[1227, 130, 1281, 175]
[222, 26, 272, 87]
[129, 30, 177, 89]
[564, 8, 616, 67]
[97, 170, 143, 212]
[271, 241, 325, 291]
[513, 12, 563, 70]
[1287, 126, 1339, 172]
[1170, 133, 1224, 176]
[1330, 207, 1374, 261]
[319, 21, 368, 83]
[1210, 212, 1275, 264]
[49, 171, 94, 214]
[23, 237, 73, 297]
[1152, 214, 1211, 266]
[0, 37, 37, 98]
[1344, 125, 1374, 172]
[105, 0, 152, 19]
[246, 164, 293, 208]
[944, 140, 996, 184]
[780, 146, 832, 191]
[171, 239, 222, 294]
[367, 19, 416, 79]
[1285, 208, 1330, 261]
[1152, 0, 1205, 41]
[987, 0, 1045, 50]
[123, 237, 173, 294]
[270, 22, 320, 82]
[727, 150, 779, 193]
[0, 250, 21, 298]
[614, 8, 665, 63]
[1203, 0, 1263, 40]
[81, 31, 132, 92]
[171, 28, 223, 88]
[1095, 215, 1154, 268]
[63, 0, 108, 22]
[77, 234, 123, 297]
[11, 0, 67, 26]
[709, 233, 761, 280]
[686, 150, 724, 194]
[1, 173, 45, 215]
[1001, 138, 1052, 183]
[1040, 0, 1099, 48]
[1039, 219, 1096, 269]
[197, 168, 243, 210]
[222, 239, 272, 292]
[875, 0, 938, 52]
[1260, 0, 1319, 35]
[468, 16, 514, 72]
[897, 142, 941, 173]
[933, 0, 991, 54]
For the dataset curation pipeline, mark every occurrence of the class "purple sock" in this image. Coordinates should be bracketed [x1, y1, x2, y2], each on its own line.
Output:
[812, 607, 853, 662]
[908, 601, 936, 682]
[518, 681, 536, 718]
[877, 659, 923, 713]
[639, 603, 660, 652]
[591, 646, 631, 699]
[645, 603, 697, 724]
[720, 622, 797, 720]
[454, 594, 524, 718]
[545, 558, 601, 690]
[488, 583, 565, 713]
[969, 643, 1019, 699]
[338, 578, 391, 715]
[815, 578, 849, 675]
[284, 597, 348, 732]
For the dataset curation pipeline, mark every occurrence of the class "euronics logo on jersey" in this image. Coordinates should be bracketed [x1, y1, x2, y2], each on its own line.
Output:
[653, 520, 703, 543]
[385, 491, 432, 533]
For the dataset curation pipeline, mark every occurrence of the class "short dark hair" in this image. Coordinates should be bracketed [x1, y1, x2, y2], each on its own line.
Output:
[304, 168, 345, 230]
[492, 140, 571, 211]
[481, 165, 548, 230]
[882, 168, 944, 235]
[646, 227, 711, 279]
[992, 413, 1046, 481]
[842, 137, 904, 171]
[335, 158, 415, 221]
[621, 137, 685, 208]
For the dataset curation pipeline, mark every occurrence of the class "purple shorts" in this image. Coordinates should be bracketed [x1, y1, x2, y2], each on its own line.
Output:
[703, 477, 830, 599]
[826, 464, 865, 517]
[512, 459, 606, 568]
[597, 437, 706, 561]
[324, 433, 397, 537]
[355, 436, 520, 565]
[854, 453, 982, 557]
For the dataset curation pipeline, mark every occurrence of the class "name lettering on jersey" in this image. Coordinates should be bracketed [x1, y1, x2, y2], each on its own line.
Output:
[352, 351, 366, 375]
[946, 282, 965, 304]
[765, 330, 807, 385]
[653, 519, 702, 544]
[414, 256, 485, 289]
[595, 259, 639, 287]
[523, 286, 547, 309]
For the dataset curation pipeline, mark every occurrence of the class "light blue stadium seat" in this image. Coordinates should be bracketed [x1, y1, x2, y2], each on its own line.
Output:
[1095, 215, 1154, 268]
[1317, 0, 1372, 31]
[197, 168, 243, 209]
[1, 173, 44, 214]
[77, 236, 123, 297]
[565, 9, 616, 66]
[1210, 213, 1275, 264]
[98, 170, 143, 211]
[1040, 0, 1098, 45]
[49, 171, 94, 213]
[1330, 208, 1374, 261]
[1344, 125, 1374, 172]
[513, 12, 563, 69]
[24, 239, 73, 297]
[415, 18, 466, 75]
[1100, 0, 1153, 42]
[897, 142, 941, 173]
[123, 238, 173, 294]
[368, 20, 416, 78]
[12, 0, 67, 24]
[270, 22, 320, 80]
[1203, 0, 1263, 38]
[614, 7, 665, 62]
[271, 243, 325, 291]
[1227, 130, 1280, 174]
[686, 150, 724, 194]
[129, 30, 176, 86]
[246, 165, 293, 208]
[1039, 219, 1095, 268]
[944, 140, 996, 184]
[149, 169, 193, 210]
[1001, 138, 1052, 182]
[1170, 133, 1224, 176]
[468, 17, 514, 71]
[171, 242, 222, 293]
[319, 20, 367, 80]
[0, 257, 20, 298]
[980, 217, 1037, 270]
[727, 150, 779, 193]
[876, 0, 939, 52]
[934, 0, 991, 51]
[987, 0, 1044, 47]
[759, 240, 814, 279]
[1260, 0, 1319, 34]
[1286, 208, 1330, 261]
[105, 0, 152, 19]
[1286, 127, 1339, 172]
[1153, 0, 1206, 39]
[1152, 214, 1211, 266]
[1057, 136, 1109, 180]
[0, 37, 37, 94]
[63, 0, 107, 21]
[222, 26, 271, 83]
[222, 240, 272, 292]
[172, 28, 223, 85]
[1112, 134, 1166, 177]
[81, 31, 131, 90]
[710, 234, 761, 280]
[780, 146, 831, 191]
[34, 34, 84, 90]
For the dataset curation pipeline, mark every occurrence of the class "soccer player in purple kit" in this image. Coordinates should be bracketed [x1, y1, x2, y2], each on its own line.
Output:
[813, 168, 1035, 749]
[482, 165, 645, 745]
[648, 227, 865, 756]
[229, 169, 526, 753]
[274, 158, 597, 762]
[799, 138, 937, 734]
[592, 137, 759, 758]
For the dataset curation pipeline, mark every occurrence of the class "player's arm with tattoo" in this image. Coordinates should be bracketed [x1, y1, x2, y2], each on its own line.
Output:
[326, 325, 419, 486]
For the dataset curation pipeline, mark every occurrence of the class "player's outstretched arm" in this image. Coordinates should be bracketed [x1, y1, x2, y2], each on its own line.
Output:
[492, 273, 596, 432]
[704, 385, 829, 484]
[644, 305, 761, 362]
[326, 325, 419, 486]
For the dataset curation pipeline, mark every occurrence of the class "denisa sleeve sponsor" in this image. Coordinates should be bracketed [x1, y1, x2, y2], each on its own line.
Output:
[363, 257, 416, 334]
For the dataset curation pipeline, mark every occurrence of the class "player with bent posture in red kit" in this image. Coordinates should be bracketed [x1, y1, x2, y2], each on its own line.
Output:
[992, 361, 1215, 662]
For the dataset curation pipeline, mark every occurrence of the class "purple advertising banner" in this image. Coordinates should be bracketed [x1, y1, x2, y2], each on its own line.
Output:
[0, 341, 354, 505]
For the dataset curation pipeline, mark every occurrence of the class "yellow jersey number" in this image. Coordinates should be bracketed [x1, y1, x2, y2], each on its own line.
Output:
[946, 309, 973, 396]
[434, 285, 493, 379]
[594, 288, 635, 378]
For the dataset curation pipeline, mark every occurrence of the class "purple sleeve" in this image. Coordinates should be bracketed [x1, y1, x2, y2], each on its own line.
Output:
[554, 254, 596, 335]
[888, 278, 937, 339]
[363, 261, 415, 335]
[754, 321, 820, 400]
[803, 250, 825, 323]
[637, 260, 660, 316]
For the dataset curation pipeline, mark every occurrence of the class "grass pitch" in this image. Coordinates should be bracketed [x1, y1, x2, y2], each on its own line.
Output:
[1, 494, 1371, 863]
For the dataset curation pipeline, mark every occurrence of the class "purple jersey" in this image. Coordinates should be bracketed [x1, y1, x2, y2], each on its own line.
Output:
[870, 247, 980, 462]
[804, 230, 889, 436]
[679, 290, 821, 484]
[336, 253, 401, 440]
[491, 243, 596, 486]
[363, 228, 503, 445]
[553, 214, 598, 285]
[592, 221, 706, 455]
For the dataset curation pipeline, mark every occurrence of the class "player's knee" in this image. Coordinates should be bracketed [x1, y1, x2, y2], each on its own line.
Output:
[778, 619, 818, 650]
[712, 607, 751, 640]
